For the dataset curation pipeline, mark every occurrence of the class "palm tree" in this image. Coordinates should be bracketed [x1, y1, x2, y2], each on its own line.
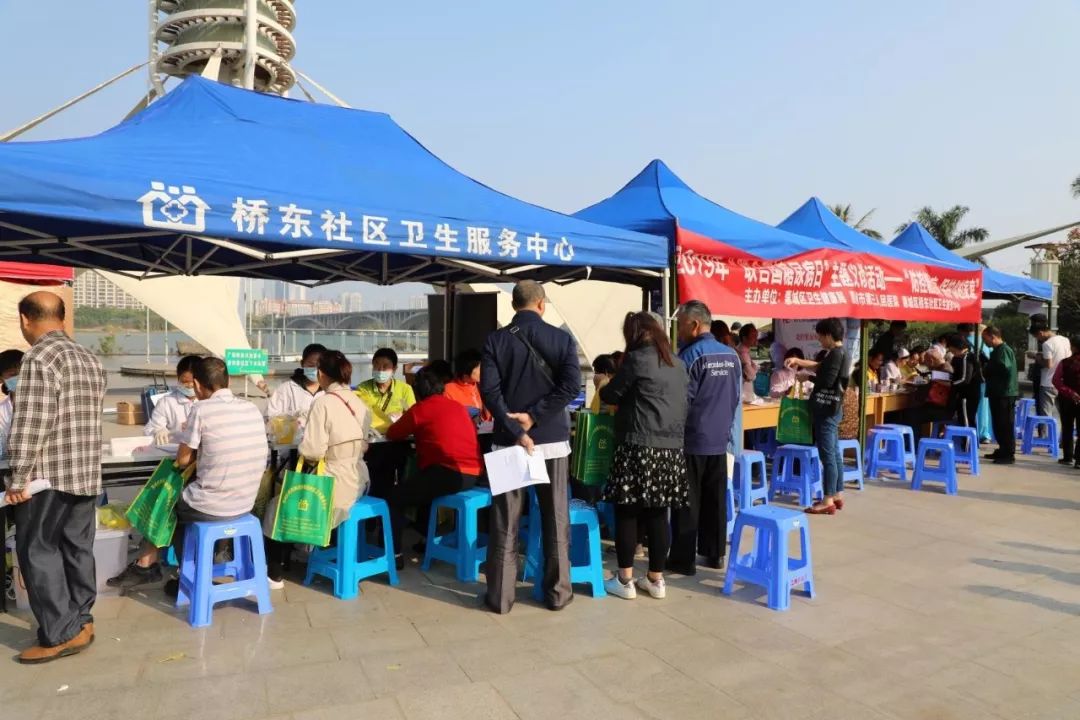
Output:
[1071, 175, 1080, 198]
[828, 203, 882, 240]
[897, 206, 988, 251]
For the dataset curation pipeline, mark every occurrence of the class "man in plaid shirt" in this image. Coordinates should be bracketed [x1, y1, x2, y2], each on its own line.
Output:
[5, 292, 106, 664]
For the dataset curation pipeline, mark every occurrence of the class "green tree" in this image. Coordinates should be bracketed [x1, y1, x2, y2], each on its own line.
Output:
[897, 206, 988, 251]
[96, 334, 119, 356]
[828, 203, 882, 240]
[1071, 175, 1080, 198]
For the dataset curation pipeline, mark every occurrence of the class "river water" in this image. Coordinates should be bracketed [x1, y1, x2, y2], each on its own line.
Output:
[75, 329, 428, 392]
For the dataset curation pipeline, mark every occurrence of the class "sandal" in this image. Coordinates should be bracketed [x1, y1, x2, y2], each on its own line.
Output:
[804, 504, 837, 515]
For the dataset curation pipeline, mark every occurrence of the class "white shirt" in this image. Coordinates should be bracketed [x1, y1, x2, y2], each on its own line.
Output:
[143, 388, 196, 441]
[0, 395, 11, 459]
[881, 361, 902, 383]
[737, 344, 758, 380]
[266, 378, 322, 420]
[181, 388, 269, 517]
[1042, 334, 1071, 387]
[493, 441, 571, 460]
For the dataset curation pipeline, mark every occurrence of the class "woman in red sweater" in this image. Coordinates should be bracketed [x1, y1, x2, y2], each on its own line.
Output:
[386, 366, 483, 567]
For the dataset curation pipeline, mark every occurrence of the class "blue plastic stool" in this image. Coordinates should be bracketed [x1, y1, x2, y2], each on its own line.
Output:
[734, 450, 768, 510]
[768, 445, 824, 507]
[524, 495, 605, 599]
[865, 427, 908, 482]
[750, 428, 779, 459]
[421, 488, 492, 582]
[722, 505, 815, 611]
[1015, 398, 1036, 439]
[176, 514, 272, 628]
[837, 438, 864, 490]
[1021, 415, 1059, 457]
[726, 476, 736, 539]
[876, 424, 915, 466]
[943, 426, 980, 476]
[911, 439, 958, 495]
[304, 497, 400, 600]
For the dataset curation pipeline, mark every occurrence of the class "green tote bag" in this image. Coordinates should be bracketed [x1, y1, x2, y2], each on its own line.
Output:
[270, 457, 336, 547]
[572, 411, 618, 487]
[775, 384, 813, 446]
[125, 460, 194, 548]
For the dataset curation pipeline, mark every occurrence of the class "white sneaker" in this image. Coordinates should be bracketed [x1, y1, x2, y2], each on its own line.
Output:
[605, 575, 637, 600]
[635, 575, 666, 599]
[267, 577, 285, 591]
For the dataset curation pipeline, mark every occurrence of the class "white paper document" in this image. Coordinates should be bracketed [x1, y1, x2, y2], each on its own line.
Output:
[484, 446, 550, 496]
[0, 479, 52, 507]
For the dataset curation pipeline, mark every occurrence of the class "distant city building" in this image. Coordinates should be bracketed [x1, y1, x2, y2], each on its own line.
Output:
[341, 292, 364, 312]
[287, 283, 308, 302]
[72, 270, 144, 310]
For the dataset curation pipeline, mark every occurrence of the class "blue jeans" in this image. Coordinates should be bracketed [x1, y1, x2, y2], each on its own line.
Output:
[812, 408, 843, 497]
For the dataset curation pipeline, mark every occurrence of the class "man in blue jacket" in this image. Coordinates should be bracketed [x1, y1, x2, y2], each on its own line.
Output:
[480, 280, 581, 613]
[668, 299, 742, 574]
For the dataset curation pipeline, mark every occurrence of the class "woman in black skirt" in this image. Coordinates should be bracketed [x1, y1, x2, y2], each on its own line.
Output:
[599, 312, 688, 600]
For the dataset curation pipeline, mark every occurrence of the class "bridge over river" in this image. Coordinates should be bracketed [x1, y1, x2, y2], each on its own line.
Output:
[281, 308, 429, 331]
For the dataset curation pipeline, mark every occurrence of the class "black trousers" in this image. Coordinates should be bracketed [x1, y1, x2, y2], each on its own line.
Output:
[989, 395, 1017, 459]
[954, 389, 981, 428]
[668, 454, 728, 568]
[387, 465, 478, 553]
[614, 504, 668, 573]
[12, 490, 97, 647]
[1059, 397, 1079, 463]
[364, 441, 410, 500]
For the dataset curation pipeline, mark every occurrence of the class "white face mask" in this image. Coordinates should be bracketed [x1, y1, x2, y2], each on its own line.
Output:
[178, 385, 196, 398]
[373, 370, 393, 384]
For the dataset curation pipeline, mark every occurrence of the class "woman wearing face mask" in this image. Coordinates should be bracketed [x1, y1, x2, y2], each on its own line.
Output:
[266, 343, 327, 426]
[355, 347, 416, 435]
[144, 354, 201, 446]
[0, 349, 24, 459]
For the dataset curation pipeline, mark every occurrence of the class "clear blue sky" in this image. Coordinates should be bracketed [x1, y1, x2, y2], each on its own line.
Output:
[3, 1, 1078, 301]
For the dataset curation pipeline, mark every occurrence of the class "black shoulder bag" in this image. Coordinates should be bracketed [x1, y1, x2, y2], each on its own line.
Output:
[508, 325, 555, 387]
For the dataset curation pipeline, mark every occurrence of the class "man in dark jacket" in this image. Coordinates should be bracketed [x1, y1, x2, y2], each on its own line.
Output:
[669, 300, 742, 573]
[480, 280, 581, 613]
[983, 325, 1018, 465]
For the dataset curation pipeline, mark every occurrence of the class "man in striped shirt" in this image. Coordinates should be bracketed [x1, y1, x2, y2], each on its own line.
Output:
[108, 357, 268, 597]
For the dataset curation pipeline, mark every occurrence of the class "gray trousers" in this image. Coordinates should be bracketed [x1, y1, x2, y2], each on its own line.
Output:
[12, 490, 97, 647]
[485, 455, 571, 613]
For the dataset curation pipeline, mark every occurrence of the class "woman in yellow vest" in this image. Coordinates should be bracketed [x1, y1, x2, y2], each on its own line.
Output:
[356, 347, 416, 502]
[355, 347, 416, 434]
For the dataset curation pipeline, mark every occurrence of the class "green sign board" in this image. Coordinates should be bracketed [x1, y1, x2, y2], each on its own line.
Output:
[225, 348, 269, 375]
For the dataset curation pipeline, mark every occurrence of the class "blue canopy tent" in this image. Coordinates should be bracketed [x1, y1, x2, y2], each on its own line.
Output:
[576, 161, 983, 323]
[575, 159, 835, 260]
[0, 77, 667, 287]
[778, 197, 969, 270]
[891, 222, 1051, 301]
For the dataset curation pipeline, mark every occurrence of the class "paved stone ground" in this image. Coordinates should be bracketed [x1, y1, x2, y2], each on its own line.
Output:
[4, 449, 1080, 720]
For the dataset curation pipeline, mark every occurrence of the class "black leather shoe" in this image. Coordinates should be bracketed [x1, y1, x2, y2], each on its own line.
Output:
[994, 457, 1016, 465]
[665, 562, 697, 576]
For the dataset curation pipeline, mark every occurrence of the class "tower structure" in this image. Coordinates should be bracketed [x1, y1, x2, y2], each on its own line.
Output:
[150, 0, 297, 94]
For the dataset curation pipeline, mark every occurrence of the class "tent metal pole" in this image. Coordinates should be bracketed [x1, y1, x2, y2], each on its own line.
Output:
[857, 319, 869, 447]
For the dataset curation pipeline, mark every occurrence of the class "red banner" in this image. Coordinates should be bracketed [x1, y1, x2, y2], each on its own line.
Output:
[0, 261, 73, 283]
[676, 227, 982, 322]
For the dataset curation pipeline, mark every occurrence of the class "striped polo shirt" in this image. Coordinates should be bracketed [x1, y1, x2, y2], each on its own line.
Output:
[180, 388, 269, 517]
